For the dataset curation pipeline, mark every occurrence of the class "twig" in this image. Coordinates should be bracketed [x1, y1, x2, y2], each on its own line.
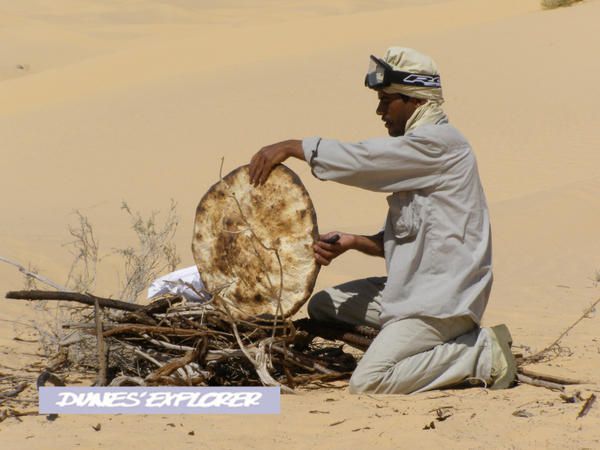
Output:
[0, 318, 36, 329]
[271, 345, 336, 375]
[204, 349, 246, 361]
[222, 301, 294, 393]
[329, 419, 346, 427]
[0, 256, 69, 291]
[109, 376, 145, 387]
[133, 348, 163, 368]
[229, 194, 279, 295]
[294, 318, 374, 350]
[141, 334, 195, 352]
[146, 349, 198, 383]
[37, 371, 66, 388]
[291, 372, 351, 386]
[517, 373, 565, 391]
[154, 310, 211, 319]
[577, 394, 596, 419]
[94, 299, 107, 386]
[231, 317, 277, 387]
[518, 367, 585, 385]
[142, 295, 184, 315]
[128, 346, 190, 382]
[256, 340, 295, 394]
[0, 398, 36, 406]
[6, 290, 141, 312]
[0, 382, 28, 399]
[524, 297, 600, 364]
[0, 409, 38, 423]
[103, 324, 206, 338]
[228, 193, 286, 337]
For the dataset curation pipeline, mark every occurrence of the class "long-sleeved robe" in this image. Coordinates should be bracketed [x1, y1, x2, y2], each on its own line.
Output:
[302, 120, 492, 327]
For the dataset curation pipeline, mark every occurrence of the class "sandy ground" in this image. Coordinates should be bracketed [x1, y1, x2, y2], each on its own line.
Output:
[2, 0, 600, 448]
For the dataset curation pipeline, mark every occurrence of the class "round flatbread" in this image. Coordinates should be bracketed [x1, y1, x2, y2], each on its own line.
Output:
[192, 164, 319, 320]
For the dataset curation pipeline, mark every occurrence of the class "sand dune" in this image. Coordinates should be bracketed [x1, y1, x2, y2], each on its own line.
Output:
[1, 0, 599, 448]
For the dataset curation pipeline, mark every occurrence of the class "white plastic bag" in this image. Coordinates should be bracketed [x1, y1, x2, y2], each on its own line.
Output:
[147, 265, 208, 303]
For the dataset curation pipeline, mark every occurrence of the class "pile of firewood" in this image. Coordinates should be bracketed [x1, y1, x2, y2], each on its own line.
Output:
[5, 290, 377, 393]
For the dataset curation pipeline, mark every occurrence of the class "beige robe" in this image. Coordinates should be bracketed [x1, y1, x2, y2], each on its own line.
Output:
[302, 118, 492, 327]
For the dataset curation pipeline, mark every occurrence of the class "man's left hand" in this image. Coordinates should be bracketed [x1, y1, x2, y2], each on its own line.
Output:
[249, 140, 303, 186]
[313, 231, 356, 266]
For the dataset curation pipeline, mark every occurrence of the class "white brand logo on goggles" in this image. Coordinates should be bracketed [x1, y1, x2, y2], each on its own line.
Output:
[402, 74, 441, 88]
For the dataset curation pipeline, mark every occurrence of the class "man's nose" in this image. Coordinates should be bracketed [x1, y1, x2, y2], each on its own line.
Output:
[376, 101, 385, 116]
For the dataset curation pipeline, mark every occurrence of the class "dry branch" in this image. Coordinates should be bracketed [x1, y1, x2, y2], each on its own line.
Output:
[523, 297, 600, 364]
[577, 394, 596, 419]
[6, 290, 143, 312]
[294, 318, 377, 351]
[0, 409, 38, 423]
[518, 367, 585, 385]
[103, 324, 207, 338]
[517, 373, 565, 391]
[94, 299, 107, 386]
[0, 256, 69, 291]
[0, 382, 28, 399]
[146, 348, 199, 383]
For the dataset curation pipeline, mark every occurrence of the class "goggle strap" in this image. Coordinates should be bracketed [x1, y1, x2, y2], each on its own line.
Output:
[387, 70, 441, 88]
[368, 55, 441, 89]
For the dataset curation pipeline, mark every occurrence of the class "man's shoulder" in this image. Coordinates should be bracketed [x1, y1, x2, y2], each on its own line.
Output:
[408, 122, 471, 151]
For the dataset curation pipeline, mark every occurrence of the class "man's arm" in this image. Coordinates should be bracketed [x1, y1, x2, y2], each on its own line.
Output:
[313, 231, 384, 266]
[249, 135, 448, 192]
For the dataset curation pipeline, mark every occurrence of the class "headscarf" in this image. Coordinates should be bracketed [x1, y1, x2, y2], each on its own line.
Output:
[380, 47, 448, 133]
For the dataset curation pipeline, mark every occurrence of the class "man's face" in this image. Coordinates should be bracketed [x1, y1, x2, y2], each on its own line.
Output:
[376, 92, 420, 137]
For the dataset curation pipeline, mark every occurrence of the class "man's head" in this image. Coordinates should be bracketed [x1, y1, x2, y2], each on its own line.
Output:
[365, 47, 443, 136]
[376, 92, 425, 137]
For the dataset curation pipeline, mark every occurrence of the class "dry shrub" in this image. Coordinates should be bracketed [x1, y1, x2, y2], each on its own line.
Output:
[115, 201, 180, 303]
[541, 0, 582, 9]
[593, 269, 600, 287]
[22, 263, 41, 290]
[65, 211, 99, 293]
[10, 201, 181, 363]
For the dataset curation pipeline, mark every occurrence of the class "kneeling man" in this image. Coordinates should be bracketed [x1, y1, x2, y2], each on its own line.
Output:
[249, 47, 516, 394]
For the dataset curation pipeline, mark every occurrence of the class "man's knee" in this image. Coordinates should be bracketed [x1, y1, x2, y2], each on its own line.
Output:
[348, 374, 369, 394]
[307, 290, 334, 322]
[348, 367, 381, 394]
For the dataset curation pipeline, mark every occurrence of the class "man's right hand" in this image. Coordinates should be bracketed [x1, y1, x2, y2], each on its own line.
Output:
[249, 140, 304, 186]
[313, 231, 356, 266]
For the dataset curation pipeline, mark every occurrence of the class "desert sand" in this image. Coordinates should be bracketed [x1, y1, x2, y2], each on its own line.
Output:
[1, 0, 600, 448]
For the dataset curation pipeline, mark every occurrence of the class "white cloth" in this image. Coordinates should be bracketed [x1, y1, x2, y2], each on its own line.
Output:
[147, 265, 207, 303]
[379, 47, 447, 134]
[380, 46, 443, 102]
[302, 119, 492, 327]
[404, 100, 447, 134]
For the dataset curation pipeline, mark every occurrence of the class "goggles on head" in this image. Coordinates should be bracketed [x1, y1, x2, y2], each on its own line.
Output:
[364, 55, 441, 90]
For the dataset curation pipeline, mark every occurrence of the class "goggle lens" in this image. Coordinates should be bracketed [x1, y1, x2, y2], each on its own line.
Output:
[365, 56, 387, 89]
